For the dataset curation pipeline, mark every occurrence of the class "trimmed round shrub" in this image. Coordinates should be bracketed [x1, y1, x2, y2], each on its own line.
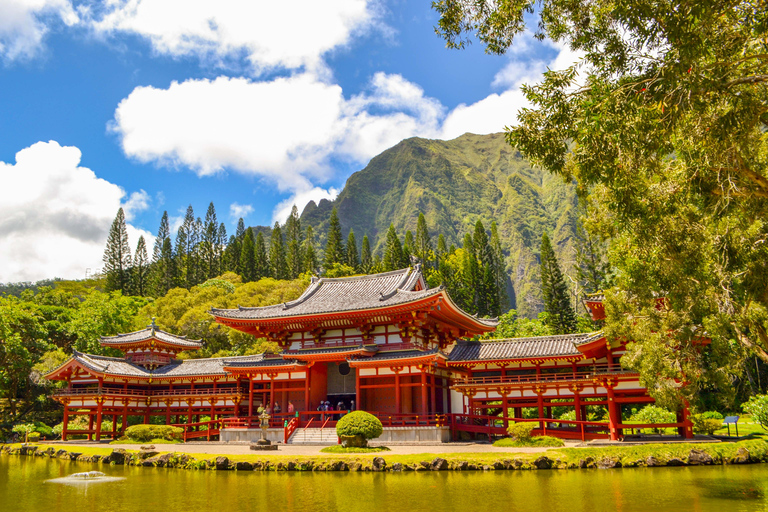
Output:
[700, 411, 724, 420]
[336, 411, 383, 441]
[691, 415, 722, 435]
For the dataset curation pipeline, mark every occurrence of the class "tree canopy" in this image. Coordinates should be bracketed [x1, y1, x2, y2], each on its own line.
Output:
[434, 0, 768, 407]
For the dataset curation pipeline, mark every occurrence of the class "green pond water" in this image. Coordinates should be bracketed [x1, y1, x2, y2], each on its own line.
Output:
[3, 455, 768, 512]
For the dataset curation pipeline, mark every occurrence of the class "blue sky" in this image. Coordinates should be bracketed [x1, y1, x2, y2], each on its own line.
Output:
[0, 0, 576, 282]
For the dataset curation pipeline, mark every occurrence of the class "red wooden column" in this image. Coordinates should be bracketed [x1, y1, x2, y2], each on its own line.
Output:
[95, 397, 104, 441]
[355, 369, 361, 410]
[536, 388, 545, 430]
[62, 402, 69, 441]
[112, 414, 118, 439]
[88, 413, 94, 441]
[606, 385, 619, 441]
[395, 370, 402, 413]
[430, 373, 437, 415]
[269, 375, 275, 413]
[248, 377, 254, 418]
[165, 400, 171, 425]
[420, 367, 428, 415]
[121, 400, 128, 435]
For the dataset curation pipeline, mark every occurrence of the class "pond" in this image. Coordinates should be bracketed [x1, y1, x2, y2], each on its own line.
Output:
[3, 455, 768, 512]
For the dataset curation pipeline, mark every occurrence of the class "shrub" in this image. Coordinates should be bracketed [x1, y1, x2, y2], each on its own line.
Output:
[507, 422, 536, 441]
[12, 423, 36, 443]
[335, 411, 383, 441]
[33, 422, 54, 438]
[27, 432, 41, 442]
[628, 405, 676, 434]
[743, 394, 768, 430]
[691, 415, 722, 435]
[700, 411, 724, 420]
[125, 424, 183, 442]
[494, 435, 564, 448]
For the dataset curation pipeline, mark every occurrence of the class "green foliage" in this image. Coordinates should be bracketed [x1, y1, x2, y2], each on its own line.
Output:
[494, 435, 564, 448]
[319, 445, 391, 453]
[125, 424, 183, 442]
[335, 411, 384, 440]
[433, 0, 768, 405]
[699, 411, 724, 421]
[482, 310, 554, 339]
[324, 263, 357, 278]
[691, 415, 723, 435]
[540, 232, 577, 334]
[628, 406, 677, 434]
[742, 394, 768, 430]
[507, 422, 536, 441]
[103, 208, 132, 293]
[324, 207, 345, 269]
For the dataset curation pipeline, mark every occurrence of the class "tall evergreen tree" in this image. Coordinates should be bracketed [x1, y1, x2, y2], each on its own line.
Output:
[436, 233, 448, 272]
[490, 221, 509, 313]
[540, 232, 577, 334]
[360, 235, 373, 273]
[285, 205, 303, 278]
[152, 211, 170, 262]
[216, 222, 227, 276]
[132, 236, 149, 296]
[227, 218, 246, 274]
[175, 205, 195, 288]
[160, 237, 177, 292]
[324, 207, 345, 269]
[473, 220, 494, 316]
[202, 202, 219, 279]
[459, 233, 480, 314]
[414, 213, 433, 267]
[382, 224, 405, 271]
[269, 222, 288, 279]
[191, 217, 204, 285]
[303, 226, 318, 274]
[254, 231, 269, 280]
[150, 211, 171, 296]
[239, 228, 256, 282]
[346, 230, 359, 270]
[103, 208, 132, 293]
[403, 230, 414, 265]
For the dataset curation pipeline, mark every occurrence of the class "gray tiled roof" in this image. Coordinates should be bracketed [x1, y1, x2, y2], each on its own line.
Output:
[285, 345, 379, 356]
[222, 353, 305, 368]
[448, 332, 605, 362]
[100, 326, 203, 348]
[66, 352, 263, 378]
[210, 266, 442, 320]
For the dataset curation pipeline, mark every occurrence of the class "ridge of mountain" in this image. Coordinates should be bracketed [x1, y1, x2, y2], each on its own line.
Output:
[281, 132, 580, 317]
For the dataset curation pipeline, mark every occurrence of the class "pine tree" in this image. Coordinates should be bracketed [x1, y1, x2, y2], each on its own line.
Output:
[175, 205, 195, 288]
[490, 221, 509, 312]
[285, 205, 303, 279]
[346, 230, 359, 270]
[473, 220, 493, 316]
[191, 217, 204, 285]
[132, 236, 149, 296]
[436, 233, 448, 271]
[239, 228, 256, 282]
[383, 224, 405, 271]
[414, 213, 433, 267]
[216, 222, 227, 276]
[403, 230, 414, 265]
[254, 231, 269, 280]
[227, 218, 246, 274]
[103, 208, 132, 293]
[303, 226, 318, 274]
[540, 232, 577, 334]
[150, 211, 171, 296]
[160, 237, 177, 291]
[269, 222, 288, 279]
[360, 235, 372, 273]
[459, 233, 480, 314]
[324, 207, 345, 269]
[200, 202, 219, 279]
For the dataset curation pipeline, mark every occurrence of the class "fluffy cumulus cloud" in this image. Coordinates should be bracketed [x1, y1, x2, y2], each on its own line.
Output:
[0, 0, 78, 61]
[0, 141, 152, 282]
[228, 202, 253, 221]
[111, 72, 444, 221]
[90, 0, 375, 73]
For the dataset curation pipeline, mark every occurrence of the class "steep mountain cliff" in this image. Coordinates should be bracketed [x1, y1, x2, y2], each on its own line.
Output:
[301, 132, 580, 318]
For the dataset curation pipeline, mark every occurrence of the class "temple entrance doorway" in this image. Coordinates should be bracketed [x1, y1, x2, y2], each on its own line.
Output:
[326, 362, 356, 410]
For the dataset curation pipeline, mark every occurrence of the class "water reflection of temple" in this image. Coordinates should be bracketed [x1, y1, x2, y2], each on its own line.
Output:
[46, 266, 693, 443]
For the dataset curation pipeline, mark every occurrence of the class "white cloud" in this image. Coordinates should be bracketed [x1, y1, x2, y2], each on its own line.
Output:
[90, 0, 375, 74]
[0, 0, 78, 62]
[0, 140, 152, 282]
[229, 202, 253, 221]
[272, 186, 340, 224]
[121, 189, 150, 220]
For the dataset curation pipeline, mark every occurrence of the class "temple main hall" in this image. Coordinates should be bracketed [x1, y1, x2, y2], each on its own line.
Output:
[46, 265, 692, 443]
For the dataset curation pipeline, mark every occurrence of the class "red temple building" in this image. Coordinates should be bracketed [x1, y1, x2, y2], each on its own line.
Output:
[46, 267, 693, 443]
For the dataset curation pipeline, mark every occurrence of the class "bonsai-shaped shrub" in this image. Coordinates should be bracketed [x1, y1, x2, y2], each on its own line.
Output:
[125, 424, 183, 442]
[336, 411, 383, 447]
[507, 422, 536, 442]
[12, 423, 36, 444]
[628, 405, 676, 434]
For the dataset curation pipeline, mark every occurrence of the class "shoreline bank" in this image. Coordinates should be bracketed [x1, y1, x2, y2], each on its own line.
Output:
[3, 439, 768, 472]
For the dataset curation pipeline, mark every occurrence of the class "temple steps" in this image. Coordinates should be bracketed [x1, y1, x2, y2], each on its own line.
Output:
[287, 428, 339, 445]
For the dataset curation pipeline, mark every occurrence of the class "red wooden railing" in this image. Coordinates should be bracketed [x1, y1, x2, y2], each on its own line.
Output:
[55, 386, 245, 398]
[173, 418, 222, 442]
[284, 416, 299, 443]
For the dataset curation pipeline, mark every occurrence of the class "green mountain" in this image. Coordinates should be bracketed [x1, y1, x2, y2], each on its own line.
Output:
[301, 132, 581, 318]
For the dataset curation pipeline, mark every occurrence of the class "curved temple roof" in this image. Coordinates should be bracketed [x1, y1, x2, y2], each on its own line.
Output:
[100, 320, 203, 350]
[448, 332, 605, 363]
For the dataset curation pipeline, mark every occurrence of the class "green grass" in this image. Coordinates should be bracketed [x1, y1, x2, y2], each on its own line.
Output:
[109, 438, 181, 445]
[493, 436, 564, 448]
[320, 446, 391, 454]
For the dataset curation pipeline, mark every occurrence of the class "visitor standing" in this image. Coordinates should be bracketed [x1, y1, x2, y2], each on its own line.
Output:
[274, 402, 281, 414]
[287, 401, 295, 414]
